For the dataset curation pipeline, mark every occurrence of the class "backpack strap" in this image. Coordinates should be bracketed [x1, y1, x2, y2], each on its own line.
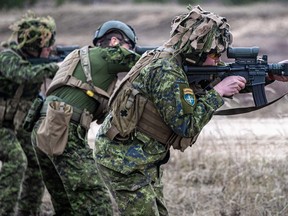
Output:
[79, 46, 110, 99]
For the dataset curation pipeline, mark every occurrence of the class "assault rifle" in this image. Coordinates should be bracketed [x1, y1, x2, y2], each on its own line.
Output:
[185, 47, 288, 107]
[135, 46, 288, 107]
[28, 45, 80, 64]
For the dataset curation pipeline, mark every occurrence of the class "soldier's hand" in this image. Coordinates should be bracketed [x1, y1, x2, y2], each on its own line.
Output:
[266, 60, 288, 82]
[214, 75, 246, 97]
[268, 74, 288, 82]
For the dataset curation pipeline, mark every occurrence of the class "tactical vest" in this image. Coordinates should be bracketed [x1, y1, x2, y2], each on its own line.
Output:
[46, 46, 116, 122]
[106, 48, 198, 152]
[0, 49, 32, 131]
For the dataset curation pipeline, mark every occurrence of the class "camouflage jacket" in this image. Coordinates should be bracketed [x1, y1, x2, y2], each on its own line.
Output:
[95, 55, 224, 176]
[0, 43, 58, 100]
[0, 43, 58, 128]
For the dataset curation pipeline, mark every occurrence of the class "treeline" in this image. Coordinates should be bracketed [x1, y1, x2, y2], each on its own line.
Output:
[1, 0, 287, 9]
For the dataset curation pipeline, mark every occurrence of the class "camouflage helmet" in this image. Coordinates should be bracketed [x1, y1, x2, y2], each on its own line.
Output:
[9, 11, 56, 52]
[164, 5, 233, 64]
[93, 20, 137, 48]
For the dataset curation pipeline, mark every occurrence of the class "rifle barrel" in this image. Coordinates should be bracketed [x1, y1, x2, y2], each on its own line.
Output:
[134, 46, 158, 55]
[184, 65, 246, 73]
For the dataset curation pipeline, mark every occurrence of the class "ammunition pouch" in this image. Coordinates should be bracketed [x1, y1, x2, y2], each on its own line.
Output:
[0, 97, 32, 131]
[13, 100, 32, 131]
[23, 97, 44, 132]
[0, 84, 26, 131]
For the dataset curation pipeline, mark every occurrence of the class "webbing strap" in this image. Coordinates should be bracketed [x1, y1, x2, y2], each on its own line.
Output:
[79, 46, 110, 99]
[215, 92, 288, 115]
[108, 48, 181, 107]
[80, 46, 93, 83]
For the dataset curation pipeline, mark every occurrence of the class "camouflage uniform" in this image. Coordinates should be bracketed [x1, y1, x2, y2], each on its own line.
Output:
[94, 6, 232, 215]
[0, 128, 27, 216]
[0, 12, 58, 215]
[31, 45, 140, 215]
[0, 42, 58, 215]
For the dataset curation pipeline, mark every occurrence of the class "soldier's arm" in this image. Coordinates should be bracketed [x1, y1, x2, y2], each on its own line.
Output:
[0, 51, 59, 84]
[146, 59, 224, 138]
[105, 46, 141, 74]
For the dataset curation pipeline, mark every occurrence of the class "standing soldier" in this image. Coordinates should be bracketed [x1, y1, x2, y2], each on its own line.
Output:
[0, 12, 59, 215]
[30, 20, 141, 215]
[93, 5, 247, 215]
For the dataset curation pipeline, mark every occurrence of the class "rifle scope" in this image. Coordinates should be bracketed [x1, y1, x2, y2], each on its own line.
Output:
[227, 46, 259, 59]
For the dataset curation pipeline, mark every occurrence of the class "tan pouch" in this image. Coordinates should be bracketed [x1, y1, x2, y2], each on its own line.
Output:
[36, 101, 73, 156]
[109, 87, 148, 139]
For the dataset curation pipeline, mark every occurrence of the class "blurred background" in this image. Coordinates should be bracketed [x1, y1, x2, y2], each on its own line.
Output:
[1, 1, 288, 215]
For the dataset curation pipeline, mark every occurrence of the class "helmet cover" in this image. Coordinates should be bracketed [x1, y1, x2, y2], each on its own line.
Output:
[9, 11, 56, 51]
[164, 5, 232, 60]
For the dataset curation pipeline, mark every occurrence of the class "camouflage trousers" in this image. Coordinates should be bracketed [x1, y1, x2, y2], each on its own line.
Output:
[97, 164, 169, 216]
[0, 127, 45, 216]
[31, 120, 113, 215]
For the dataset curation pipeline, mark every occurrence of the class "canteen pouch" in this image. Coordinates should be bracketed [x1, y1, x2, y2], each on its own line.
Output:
[36, 101, 73, 156]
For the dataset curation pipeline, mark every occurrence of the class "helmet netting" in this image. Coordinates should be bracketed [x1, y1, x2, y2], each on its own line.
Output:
[9, 11, 56, 50]
[164, 5, 232, 59]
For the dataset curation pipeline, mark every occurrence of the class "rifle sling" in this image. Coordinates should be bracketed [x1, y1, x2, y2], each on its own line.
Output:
[215, 92, 287, 115]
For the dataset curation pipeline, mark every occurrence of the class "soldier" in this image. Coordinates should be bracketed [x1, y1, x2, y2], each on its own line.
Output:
[30, 20, 141, 215]
[93, 5, 247, 215]
[0, 12, 59, 215]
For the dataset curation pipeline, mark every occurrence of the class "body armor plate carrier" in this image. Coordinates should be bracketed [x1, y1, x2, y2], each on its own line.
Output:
[106, 48, 198, 151]
[46, 46, 116, 123]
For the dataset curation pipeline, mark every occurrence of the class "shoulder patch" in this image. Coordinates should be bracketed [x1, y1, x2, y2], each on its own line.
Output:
[183, 88, 196, 106]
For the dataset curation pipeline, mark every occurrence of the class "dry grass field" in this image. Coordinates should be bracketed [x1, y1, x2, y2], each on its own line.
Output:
[1, 2, 288, 216]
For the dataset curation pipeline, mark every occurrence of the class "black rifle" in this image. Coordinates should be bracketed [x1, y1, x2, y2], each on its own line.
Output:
[135, 46, 158, 55]
[185, 47, 288, 107]
[135, 46, 288, 107]
[28, 45, 80, 64]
